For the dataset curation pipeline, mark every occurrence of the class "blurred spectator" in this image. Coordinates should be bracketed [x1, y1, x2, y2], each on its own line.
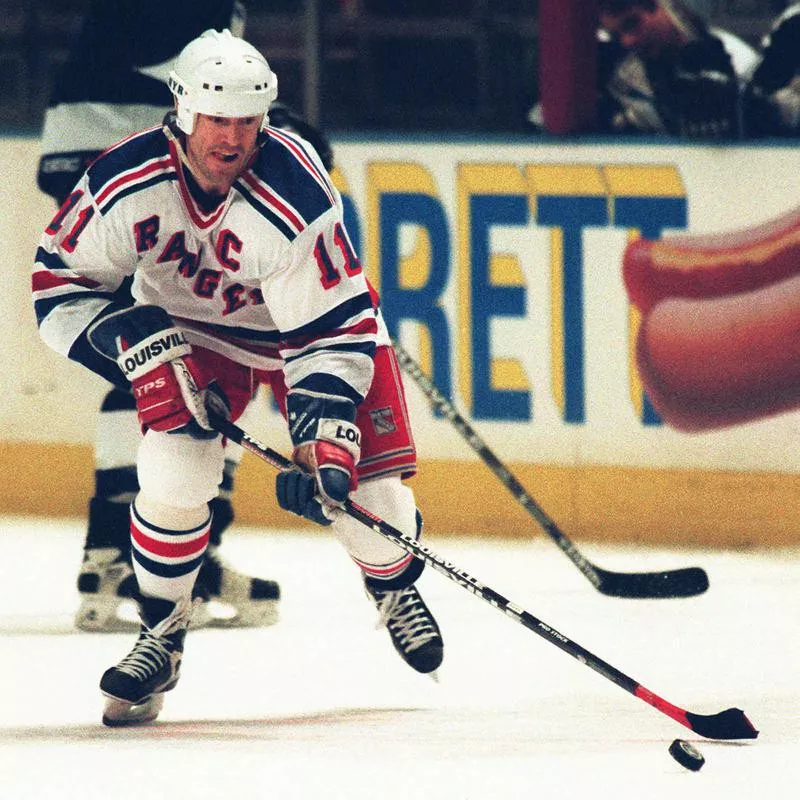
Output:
[744, 3, 800, 136]
[596, 0, 756, 139]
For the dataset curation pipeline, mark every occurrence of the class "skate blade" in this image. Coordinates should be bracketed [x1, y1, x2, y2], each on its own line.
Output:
[102, 692, 165, 727]
[205, 599, 280, 629]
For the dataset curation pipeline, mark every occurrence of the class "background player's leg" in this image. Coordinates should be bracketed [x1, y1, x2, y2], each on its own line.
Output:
[201, 441, 281, 626]
[75, 388, 141, 632]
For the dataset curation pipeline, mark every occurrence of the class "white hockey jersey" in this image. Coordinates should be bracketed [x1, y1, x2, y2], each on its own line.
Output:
[33, 123, 382, 403]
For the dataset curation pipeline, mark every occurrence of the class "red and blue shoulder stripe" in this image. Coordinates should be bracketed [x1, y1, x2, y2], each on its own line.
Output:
[87, 128, 176, 215]
[237, 128, 337, 241]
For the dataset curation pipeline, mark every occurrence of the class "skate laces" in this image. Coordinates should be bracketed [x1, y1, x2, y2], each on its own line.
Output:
[373, 586, 438, 653]
[115, 631, 174, 681]
[116, 599, 191, 681]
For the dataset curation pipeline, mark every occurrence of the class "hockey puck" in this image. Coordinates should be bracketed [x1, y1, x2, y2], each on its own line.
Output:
[668, 739, 705, 771]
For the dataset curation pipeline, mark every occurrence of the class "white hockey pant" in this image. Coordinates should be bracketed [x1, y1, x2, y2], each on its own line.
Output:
[135, 430, 418, 594]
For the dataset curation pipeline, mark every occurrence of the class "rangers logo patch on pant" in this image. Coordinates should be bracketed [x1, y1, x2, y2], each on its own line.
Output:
[370, 406, 396, 435]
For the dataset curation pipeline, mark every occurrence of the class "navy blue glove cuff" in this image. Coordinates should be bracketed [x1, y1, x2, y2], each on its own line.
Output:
[286, 391, 357, 448]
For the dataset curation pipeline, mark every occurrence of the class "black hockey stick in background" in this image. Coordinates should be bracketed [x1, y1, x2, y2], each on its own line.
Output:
[208, 412, 756, 741]
[390, 339, 709, 599]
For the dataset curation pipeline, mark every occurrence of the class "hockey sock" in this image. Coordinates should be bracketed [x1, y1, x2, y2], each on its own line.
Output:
[130, 499, 210, 602]
[333, 477, 420, 577]
[362, 544, 425, 592]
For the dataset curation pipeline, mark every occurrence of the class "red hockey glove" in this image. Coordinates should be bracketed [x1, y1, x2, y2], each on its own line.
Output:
[130, 356, 227, 438]
[88, 305, 228, 439]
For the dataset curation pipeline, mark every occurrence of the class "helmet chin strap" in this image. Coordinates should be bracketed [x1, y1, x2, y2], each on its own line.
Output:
[163, 121, 212, 197]
[162, 120, 195, 173]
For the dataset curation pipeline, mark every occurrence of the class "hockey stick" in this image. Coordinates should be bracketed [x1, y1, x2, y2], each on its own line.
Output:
[391, 339, 709, 599]
[208, 411, 756, 741]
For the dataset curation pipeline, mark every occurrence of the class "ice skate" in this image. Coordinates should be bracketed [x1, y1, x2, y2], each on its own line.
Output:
[100, 594, 192, 727]
[74, 498, 141, 632]
[75, 545, 141, 632]
[76, 539, 279, 632]
[75, 544, 213, 632]
[365, 579, 444, 676]
[198, 546, 281, 627]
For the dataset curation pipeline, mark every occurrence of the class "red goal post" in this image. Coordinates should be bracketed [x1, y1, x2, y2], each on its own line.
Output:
[538, 0, 599, 134]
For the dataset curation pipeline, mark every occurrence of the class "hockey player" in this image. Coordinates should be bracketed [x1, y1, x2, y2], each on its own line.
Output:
[33, 28, 444, 726]
[38, 0, 328, 632]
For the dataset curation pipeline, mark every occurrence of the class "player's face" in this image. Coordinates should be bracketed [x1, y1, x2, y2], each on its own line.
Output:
[600, 6, 677, 59]
[185, 113, 262, 193]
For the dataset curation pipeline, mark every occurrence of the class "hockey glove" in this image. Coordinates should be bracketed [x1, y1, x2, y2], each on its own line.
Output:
[275, 390, 360, 526]
[88, 305, 229, 439]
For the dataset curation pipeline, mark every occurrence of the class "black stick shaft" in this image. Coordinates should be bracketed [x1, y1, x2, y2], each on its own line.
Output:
[210, 413, 755, 741]
[392, 341, 603, 583]
[391, 340, 708, 599]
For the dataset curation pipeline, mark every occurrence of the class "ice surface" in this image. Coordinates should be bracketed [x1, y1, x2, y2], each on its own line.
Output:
[0, 516, 797, 799]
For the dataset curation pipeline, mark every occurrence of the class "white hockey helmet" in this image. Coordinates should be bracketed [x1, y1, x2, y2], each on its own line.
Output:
[168, 28, 278, 134]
